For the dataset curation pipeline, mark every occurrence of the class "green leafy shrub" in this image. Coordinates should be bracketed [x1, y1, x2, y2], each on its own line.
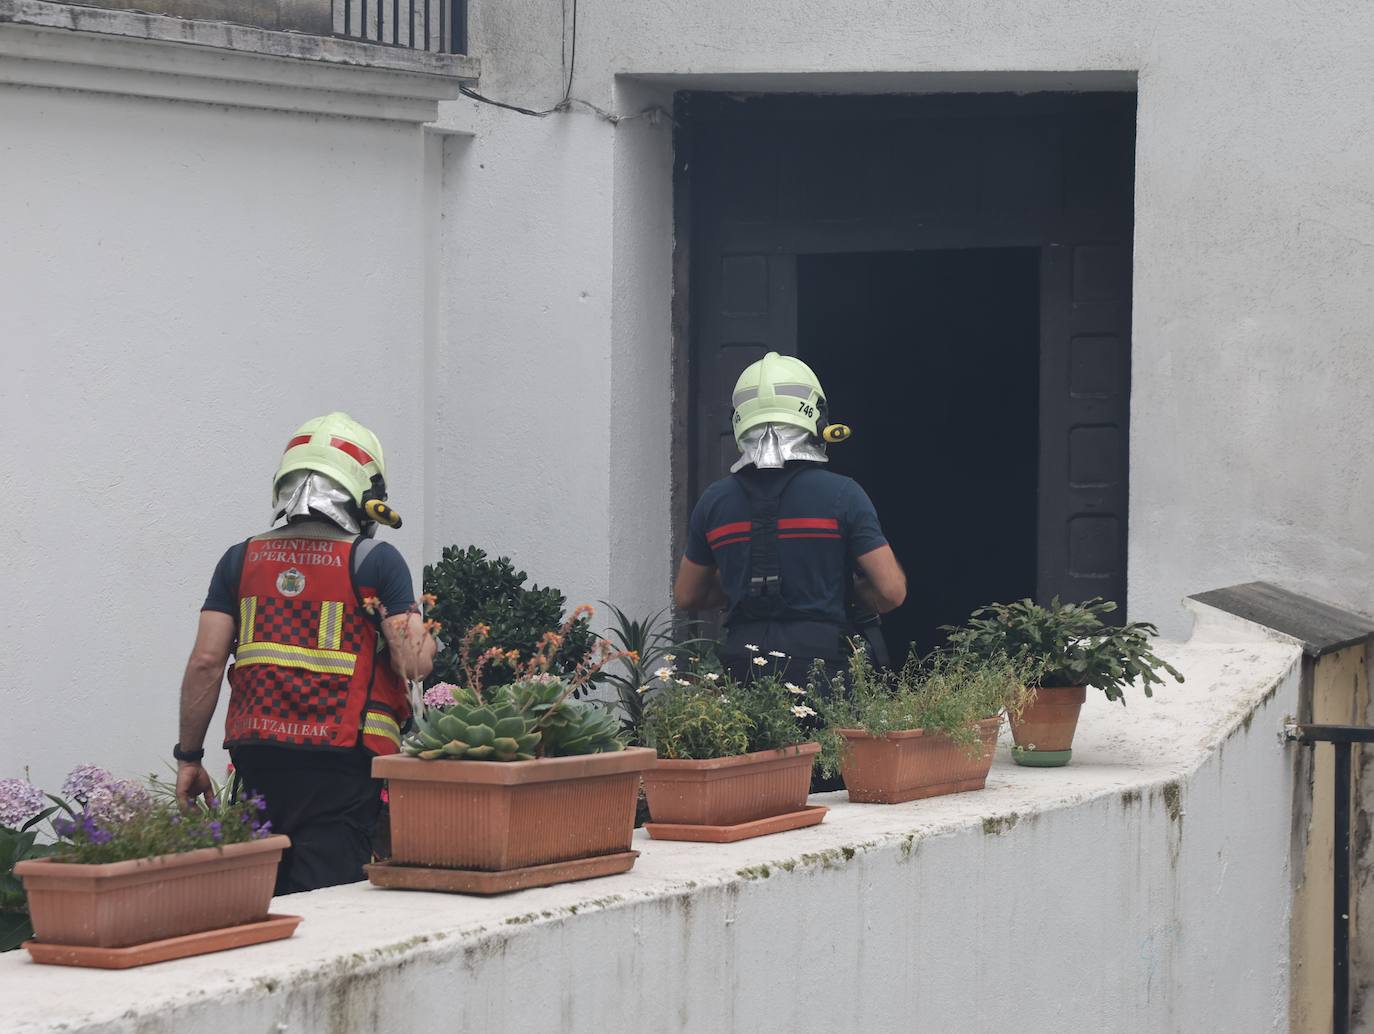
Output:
[642, 651, 813, 760]
[813, 647, 1033, 778]
[943, 597, 1184, 704]
[423, 546, 594, 687]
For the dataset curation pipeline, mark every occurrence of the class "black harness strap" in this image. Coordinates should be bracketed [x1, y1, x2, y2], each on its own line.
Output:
[730, 464, 808, 623]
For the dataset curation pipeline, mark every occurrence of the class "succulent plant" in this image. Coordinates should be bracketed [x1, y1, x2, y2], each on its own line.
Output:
[402, 686, 542, 762]
[401, 680, 626, 762]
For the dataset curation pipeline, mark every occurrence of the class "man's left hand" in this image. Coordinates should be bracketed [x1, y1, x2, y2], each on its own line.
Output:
[176, 761, 214, 811]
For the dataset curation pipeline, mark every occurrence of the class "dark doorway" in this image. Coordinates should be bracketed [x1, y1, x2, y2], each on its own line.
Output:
[679, 91, 1136, 646]
[797, 249, 1040, 661]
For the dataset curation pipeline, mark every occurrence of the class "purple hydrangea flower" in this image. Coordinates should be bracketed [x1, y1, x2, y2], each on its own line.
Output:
[423, 683, 460, 708]
[61, 764, 115, 805]
[0, 778, 45, 828]
[84, 779, 152, 827]
[208, 820, 223, 842]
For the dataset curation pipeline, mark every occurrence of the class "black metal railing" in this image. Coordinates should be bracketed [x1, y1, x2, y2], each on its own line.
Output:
[334, 0, 467, 54]
[1294, 723, 1372, 1034]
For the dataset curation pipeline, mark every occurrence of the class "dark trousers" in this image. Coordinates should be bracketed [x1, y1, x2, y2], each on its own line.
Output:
[230, 746, 382, 895]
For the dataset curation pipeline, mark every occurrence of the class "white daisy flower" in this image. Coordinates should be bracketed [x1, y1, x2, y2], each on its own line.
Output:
[785, 682, 805, 695]
[637, 685, 651, 694]
[674, 678, 691, 686]
[703, 672, 720, 681]
[663, 654, 676, 663]
[752, 656, 768, 667]
[768, 650, 786, 658]
[790, 704, 817, 718]
[744, 643, 760, 652]
[654, 666, 675, 680]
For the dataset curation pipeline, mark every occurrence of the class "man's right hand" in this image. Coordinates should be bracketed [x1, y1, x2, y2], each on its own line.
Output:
[175, 760, 214, 811]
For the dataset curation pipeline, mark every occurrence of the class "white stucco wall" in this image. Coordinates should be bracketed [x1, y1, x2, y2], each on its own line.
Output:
[1, 625, 1302, 1032]
[0, 66, 435, 789]
[422, 0, 1374, 639]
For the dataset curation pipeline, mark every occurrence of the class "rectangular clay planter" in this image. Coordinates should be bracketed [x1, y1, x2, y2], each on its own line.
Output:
[839, 717, 1002, 804]
[22, 913, 302, 969]
[373, 748, 657, 871]
[642, 742, 820, 827]
[14, 835, 289, 949]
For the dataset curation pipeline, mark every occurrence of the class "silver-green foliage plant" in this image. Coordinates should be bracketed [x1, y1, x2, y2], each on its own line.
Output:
[942, 597, 1184, 704]
[813, 646, 1034, 778]
[642, 651, 814, 761]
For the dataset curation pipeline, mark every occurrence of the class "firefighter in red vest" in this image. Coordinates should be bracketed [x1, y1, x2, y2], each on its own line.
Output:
[173, 412, 435, 893]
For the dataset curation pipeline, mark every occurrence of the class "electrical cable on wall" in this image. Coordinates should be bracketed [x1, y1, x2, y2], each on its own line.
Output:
[457, 0, 673, 127]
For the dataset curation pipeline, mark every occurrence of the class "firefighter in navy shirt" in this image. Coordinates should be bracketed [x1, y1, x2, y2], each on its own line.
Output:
[675, 352, 907, 684]
[172, 412, 435, 893]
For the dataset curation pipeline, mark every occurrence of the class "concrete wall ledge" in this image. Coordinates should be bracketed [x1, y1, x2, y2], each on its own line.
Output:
[0, 0, 478, 121]
[3, 615, 1303, 1033]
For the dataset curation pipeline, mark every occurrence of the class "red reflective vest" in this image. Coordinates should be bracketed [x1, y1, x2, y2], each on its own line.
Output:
[224, 532, 410, 756]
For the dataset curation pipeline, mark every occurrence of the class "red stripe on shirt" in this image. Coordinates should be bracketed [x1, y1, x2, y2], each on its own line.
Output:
[711, 535, 752, 549]
[707, 521, 752, 543]
[777, 518, 840, 531]
[778, 532, 843, 540]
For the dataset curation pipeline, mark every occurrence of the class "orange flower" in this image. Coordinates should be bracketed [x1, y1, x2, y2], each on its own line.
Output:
[421, 593, 438, 607]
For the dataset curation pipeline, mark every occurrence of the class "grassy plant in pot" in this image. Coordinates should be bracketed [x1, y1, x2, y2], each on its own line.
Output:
[639, 653, 823, 842]
[814, 648, 1030, 804]
[8, 767, 293, 968]
[369, 607, 657, 895]
[945, 597, 1185, 767]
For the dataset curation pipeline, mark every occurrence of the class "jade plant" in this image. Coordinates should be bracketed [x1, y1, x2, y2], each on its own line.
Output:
[942, 597, 1184, 704]
[402, 607, 630, 762]
[812, 646, 1034, 778]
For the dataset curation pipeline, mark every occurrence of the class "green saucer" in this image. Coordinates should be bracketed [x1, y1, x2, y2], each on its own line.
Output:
[1011, 747, 1072, 768]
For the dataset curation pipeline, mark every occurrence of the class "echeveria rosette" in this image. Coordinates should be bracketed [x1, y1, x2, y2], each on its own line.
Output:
[0, 779, 45, 829]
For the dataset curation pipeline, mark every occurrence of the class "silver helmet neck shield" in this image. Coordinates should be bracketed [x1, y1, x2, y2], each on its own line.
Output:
[731, 422, 828, 473]
[273, 469, 361, 534]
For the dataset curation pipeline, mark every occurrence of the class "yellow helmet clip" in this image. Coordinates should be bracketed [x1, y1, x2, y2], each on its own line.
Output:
[822, 424, 852, 444]
[364, 499, 403, 529]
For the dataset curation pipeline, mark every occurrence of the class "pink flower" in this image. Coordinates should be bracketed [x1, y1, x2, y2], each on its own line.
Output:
[423, 683, 460, 708]
[0, 779, 45, 828]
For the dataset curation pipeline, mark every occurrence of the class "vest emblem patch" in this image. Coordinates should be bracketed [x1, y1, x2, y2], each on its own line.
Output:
[276, 567, 306, 597]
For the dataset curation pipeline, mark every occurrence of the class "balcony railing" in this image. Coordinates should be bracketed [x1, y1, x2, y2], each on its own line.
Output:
[334, 0, 466, 54]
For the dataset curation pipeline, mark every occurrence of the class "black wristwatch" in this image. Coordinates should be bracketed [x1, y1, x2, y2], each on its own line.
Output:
[172, 742, 205, 763]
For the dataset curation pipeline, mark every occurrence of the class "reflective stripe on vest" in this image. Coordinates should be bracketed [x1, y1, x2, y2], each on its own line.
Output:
[361, 709, 401, 750]
[239, 596, 257, 644]
[318, 600, 344, 651]
[234, 641, 357, 677]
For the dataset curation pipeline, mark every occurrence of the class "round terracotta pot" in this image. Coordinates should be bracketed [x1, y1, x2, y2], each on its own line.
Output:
[1009, 686, 1087, 765]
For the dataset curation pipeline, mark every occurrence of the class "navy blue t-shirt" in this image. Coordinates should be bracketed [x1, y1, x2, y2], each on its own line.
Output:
[202, 523, 417, 626]
[686, 465, 888, 626]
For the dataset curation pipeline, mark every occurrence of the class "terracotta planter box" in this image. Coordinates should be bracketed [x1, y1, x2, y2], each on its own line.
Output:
[643, 742, 820, 827]
[15, 835, 289, 949]
[1009, 686, 1087, 765]
[839, 717, 1002, 804]
[374, 748, 657, 871]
